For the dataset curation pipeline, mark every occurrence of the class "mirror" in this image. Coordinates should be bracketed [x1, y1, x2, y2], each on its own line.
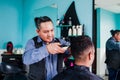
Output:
[94, 0, 120, 79]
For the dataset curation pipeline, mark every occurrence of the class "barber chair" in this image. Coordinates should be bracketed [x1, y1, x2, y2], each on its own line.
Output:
[0, 62, 27, 80]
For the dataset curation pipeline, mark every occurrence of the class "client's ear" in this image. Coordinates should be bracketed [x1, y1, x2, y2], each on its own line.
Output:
[88, 50, 93, 60]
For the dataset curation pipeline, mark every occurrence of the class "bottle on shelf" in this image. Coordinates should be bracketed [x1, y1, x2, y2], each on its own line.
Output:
[68, 28, 72, 36]
[77, 25, 83, 36]
[72, 25, 77, 36]
[60, 14, 65, 25]
[56, 19, 60, 26]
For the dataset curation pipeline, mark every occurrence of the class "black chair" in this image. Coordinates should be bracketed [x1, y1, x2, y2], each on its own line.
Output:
[115, 69, 120, 80]
[0, 62, 27, 80]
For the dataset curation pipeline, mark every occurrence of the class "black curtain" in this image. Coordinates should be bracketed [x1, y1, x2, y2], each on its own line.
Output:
[61, 1, 80, 38]
[63, 1, 80, 25]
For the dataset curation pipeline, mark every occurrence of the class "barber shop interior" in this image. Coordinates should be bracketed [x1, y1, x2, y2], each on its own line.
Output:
[0, 0, 120, 80]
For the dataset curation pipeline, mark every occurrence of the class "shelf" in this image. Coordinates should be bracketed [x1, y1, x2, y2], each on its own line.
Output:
[68, 35, 83, 37]
[56, 25, 72, 28]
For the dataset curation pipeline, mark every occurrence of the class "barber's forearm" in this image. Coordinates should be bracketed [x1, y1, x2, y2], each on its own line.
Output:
[23, 45, 49, 65]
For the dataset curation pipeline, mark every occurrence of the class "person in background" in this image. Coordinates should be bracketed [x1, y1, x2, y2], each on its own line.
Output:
[52, 35, 103, 80]
[105, 29, 120, 80]
[22, 16, 70, 80]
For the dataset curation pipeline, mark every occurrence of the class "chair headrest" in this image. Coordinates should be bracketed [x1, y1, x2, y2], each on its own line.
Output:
[0, 62, 22, 74]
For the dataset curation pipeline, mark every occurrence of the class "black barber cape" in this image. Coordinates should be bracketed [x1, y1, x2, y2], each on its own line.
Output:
[52, 65, 103, 80]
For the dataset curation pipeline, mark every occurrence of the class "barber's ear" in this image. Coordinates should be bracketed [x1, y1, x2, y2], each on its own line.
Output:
[36, 29, 40, 33]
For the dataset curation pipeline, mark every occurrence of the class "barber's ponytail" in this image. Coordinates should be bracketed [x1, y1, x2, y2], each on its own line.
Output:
[110, 29, 120, 36]
[110, 30, 115, 36]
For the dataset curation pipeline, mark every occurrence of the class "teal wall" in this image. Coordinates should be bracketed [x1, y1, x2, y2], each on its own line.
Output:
[96, 9, 100, 48]
[0, 0, 23, 49]
[0, 0, 93, 49]
[97, 8, 120, 48]
[116, 14, 120, 29]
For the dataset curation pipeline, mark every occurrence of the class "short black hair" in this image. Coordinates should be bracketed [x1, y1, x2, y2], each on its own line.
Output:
[70, 35, 94, 59]
[34, 16, 52, 29]
[110, 29, 120, 36]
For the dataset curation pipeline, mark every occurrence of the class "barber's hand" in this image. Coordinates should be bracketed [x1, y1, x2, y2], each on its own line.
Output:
[46, 42, 66, 54]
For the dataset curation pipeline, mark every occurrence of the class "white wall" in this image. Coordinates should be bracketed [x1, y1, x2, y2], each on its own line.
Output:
[97, 48, 106, 77]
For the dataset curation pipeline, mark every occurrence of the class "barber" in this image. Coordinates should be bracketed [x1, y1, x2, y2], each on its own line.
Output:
[22, 16, 70, 80]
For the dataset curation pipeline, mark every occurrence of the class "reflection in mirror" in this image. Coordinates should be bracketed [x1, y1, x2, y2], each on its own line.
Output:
[33, 4, 60, 37]
[94, 0, 120, 80]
